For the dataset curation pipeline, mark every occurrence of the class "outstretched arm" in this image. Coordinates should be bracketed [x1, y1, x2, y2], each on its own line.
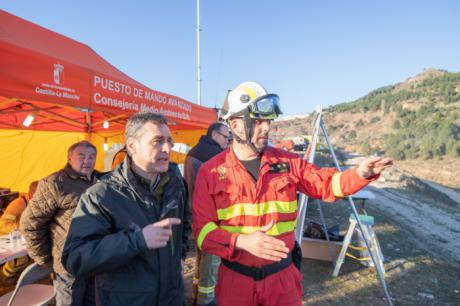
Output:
[356, 156, 393, 178]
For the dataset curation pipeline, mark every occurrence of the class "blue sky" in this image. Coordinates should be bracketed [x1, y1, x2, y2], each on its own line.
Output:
[2, 1, 459, 116]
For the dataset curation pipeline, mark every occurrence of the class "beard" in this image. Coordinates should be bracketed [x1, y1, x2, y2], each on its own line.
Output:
[252, 134, 269, 151]
[148, 159, 170, 173]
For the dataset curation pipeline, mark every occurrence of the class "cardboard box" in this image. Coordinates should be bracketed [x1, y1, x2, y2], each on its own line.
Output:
[301, 237, 343, 262]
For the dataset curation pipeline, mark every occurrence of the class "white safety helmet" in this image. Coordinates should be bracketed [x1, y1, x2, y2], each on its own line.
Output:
[221, 81, 282, 120]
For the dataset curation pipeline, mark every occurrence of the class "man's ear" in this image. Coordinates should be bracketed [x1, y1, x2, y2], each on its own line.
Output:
[126, 138, 136, 156]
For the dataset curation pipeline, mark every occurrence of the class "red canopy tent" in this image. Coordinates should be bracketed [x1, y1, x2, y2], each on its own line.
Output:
[0, 10, 217, 192]
[0, 9, 216, 132]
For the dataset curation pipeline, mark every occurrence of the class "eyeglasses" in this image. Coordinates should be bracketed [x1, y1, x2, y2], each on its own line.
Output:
[216, 130, 230, 140]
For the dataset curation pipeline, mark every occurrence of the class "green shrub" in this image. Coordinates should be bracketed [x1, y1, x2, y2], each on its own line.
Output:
[329, 70, 460, 160]
[355, 119, 365, 127]
[362, 139, 371, 155]
[348, 130, 357, 140]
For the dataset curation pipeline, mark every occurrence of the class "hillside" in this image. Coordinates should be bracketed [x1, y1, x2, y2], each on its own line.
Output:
[271, 68, 460, 188]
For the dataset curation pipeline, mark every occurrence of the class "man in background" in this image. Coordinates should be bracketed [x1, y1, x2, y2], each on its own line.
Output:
[21, 141, 98, 306]
[184, 122, 229, 306]
[0, 181, 38, 281]
[0, 181, 38, 235]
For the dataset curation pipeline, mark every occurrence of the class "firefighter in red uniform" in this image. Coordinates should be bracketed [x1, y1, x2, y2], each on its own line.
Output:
[192, 81, 393, 306]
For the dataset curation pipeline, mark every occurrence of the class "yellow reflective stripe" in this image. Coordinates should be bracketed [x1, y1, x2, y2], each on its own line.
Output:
[221, 220, 297, 236]
[2, 264, 15, 277]
[1, 214, 17, 221]
[217, 201, 297, 220]
[198, 222, 218, 250]
[198, 285, 215, 294]
[331, 172, 344, 197]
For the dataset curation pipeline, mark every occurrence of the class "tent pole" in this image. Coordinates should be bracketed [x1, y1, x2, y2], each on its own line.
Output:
[86, 112, 92, 133]
[0, 98, 18, 109]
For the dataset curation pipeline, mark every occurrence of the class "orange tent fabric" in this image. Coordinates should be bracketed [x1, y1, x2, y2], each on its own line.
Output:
[0, 9, 217, 132]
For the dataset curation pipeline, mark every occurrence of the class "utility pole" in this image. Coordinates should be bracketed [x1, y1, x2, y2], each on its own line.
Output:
[196, 0, 202, 105]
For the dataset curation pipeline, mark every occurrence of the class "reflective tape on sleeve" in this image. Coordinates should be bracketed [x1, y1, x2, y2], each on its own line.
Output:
[197, 222, 218, 250]
[1, 214, 17, 221]
[331, 172, 344, 197]
[198, 285, 216, 294]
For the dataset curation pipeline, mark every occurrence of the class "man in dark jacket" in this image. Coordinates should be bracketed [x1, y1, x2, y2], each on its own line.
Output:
[62, 112, 189, 306]
[184, 122, 229, 306]
[20, 141, 98, 306]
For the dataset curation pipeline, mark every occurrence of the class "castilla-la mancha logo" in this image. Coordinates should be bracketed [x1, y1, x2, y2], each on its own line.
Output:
[35, 62, 79, 101]
[53, 63, 64, 85]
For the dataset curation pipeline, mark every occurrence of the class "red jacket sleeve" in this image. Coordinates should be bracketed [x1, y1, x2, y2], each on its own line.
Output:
[294, 158, 377, 202]
[192, 165, 240, 260]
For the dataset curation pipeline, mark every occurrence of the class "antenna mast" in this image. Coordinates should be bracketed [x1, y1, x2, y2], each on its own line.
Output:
[196, 0, 202, 105]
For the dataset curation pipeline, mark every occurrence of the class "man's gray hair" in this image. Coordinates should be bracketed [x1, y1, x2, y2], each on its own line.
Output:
[67, 141, 97, 158]
[125, 112, 168, 141]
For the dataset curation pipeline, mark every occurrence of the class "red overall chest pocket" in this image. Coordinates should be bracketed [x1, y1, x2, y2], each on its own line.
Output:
[208, 179, 241, 210]
[268, 175, 299, 201]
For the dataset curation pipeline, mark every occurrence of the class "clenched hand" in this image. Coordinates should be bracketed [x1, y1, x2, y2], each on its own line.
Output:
[142, 218, 181, 250]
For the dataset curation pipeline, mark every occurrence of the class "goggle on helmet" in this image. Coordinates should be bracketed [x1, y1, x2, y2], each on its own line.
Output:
[222, 81, 283, 120]
[247, 94, 282, 119]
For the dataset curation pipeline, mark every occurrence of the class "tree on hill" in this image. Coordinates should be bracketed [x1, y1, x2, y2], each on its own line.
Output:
[327, 69, 460, 161]
[277, 69, 460, 162]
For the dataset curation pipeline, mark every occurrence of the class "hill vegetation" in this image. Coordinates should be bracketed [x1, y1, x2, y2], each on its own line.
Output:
[328, 69, 460, 160]
[271, 68, 460, 187]
[273, 69, 460, 161]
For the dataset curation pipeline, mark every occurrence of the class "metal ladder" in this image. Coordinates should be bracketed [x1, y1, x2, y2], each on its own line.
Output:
[294, 107, 393, 306]
[333, 213, 385, 277]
